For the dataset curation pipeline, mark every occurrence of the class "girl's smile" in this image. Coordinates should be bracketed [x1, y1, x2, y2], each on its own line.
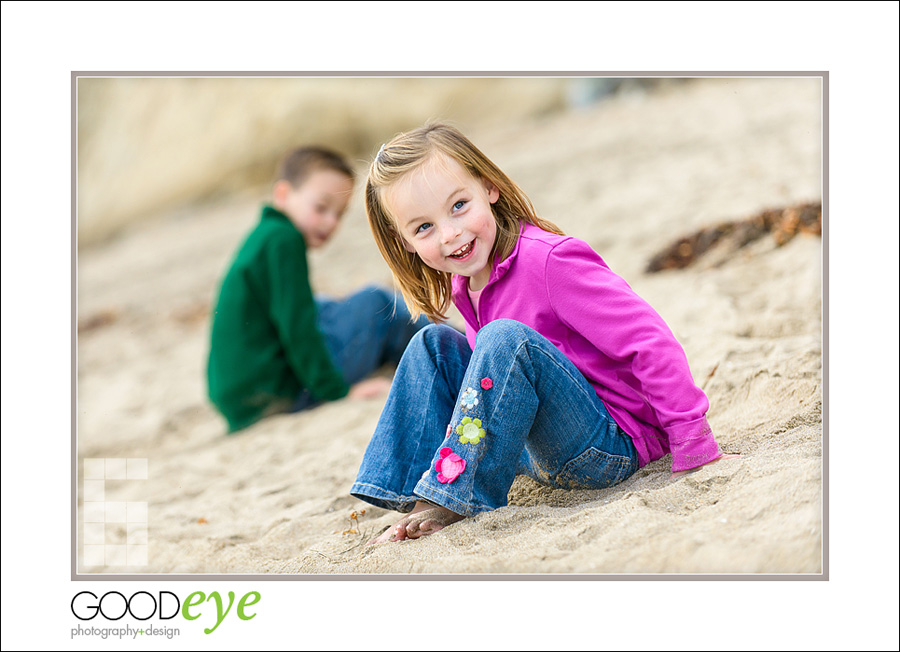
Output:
[448, 239, 475, 260]
[384, 153, 500, 291]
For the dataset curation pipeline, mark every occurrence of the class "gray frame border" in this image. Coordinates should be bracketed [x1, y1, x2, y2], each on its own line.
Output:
[71, 70, 828, 581]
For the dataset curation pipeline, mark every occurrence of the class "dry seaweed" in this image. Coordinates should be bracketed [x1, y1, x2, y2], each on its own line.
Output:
[645, 202, 821, 272]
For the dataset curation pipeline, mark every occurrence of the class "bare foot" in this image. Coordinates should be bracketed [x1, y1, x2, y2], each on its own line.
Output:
[367, 501, 464, 544]
[402, 506, 465, 539]
[367, 501, 432, 545]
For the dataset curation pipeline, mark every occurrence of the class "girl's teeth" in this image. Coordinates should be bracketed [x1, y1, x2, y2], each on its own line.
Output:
[451, 242, 472, 257]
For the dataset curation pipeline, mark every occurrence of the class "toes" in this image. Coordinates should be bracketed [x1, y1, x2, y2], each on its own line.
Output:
[406, 511, 449, 539]
[404, 513, 427, 538]
[404, 518, 421, 538]
[408, 519, 442, 539]
[367, 517, 413, 544]
[389, 520, 410, 542]
[370, 509, 462, 543]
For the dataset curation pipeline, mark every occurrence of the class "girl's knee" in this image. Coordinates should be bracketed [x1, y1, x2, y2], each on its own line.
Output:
[399, 323, 470, 375]
[475, 319, 540, 347]
[410, 323, 461, 351]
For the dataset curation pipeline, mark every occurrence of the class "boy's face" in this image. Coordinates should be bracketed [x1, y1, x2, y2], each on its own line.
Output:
[274, 169, 354, 248]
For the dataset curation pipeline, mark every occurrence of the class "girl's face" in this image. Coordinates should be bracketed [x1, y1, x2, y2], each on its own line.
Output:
[384, 153, 499, 291]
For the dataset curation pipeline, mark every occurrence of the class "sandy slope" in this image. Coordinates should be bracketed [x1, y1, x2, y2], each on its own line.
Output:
[77, 77, 823, 575]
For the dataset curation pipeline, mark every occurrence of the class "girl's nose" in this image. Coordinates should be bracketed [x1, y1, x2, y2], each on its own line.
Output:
[440, 221, 461, 244]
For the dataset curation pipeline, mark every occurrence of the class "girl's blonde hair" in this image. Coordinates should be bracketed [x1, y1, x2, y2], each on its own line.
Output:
[366, 122, 564, 322]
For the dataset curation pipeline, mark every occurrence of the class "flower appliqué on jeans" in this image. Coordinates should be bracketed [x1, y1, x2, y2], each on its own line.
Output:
[460, 388, 479, 411]
[480, 377, 493, 390]
[456, 417, 486, 445]
[435, 447, 466, 483]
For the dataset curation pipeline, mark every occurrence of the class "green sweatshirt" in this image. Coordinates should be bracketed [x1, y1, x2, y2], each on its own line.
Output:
[207, 205, 350, 432]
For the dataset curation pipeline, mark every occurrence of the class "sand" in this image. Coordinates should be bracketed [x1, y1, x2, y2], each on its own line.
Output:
[76, 77, 823, 575]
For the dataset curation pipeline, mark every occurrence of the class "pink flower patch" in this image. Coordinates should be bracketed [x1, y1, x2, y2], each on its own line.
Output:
[435, 447, 466, 483]
[480, 377, 493, 390]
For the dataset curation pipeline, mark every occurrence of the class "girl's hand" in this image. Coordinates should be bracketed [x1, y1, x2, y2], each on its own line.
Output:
[348, 376, 393, 400]
[671, 454, 741, 479]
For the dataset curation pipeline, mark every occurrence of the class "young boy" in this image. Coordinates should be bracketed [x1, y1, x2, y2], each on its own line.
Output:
[207, 146, 429, 433]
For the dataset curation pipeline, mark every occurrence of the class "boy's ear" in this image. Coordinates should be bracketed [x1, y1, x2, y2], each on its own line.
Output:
[272, 180, 291, 208]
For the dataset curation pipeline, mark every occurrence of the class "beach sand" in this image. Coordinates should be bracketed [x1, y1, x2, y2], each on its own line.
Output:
[76, 77, 823, 575]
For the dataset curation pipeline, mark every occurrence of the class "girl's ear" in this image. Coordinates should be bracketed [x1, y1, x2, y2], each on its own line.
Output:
[483, 178, 500, 204]
[390, 224, 416, 252]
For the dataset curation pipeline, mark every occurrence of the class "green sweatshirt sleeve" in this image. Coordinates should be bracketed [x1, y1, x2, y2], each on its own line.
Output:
[262, 230, 350, 403]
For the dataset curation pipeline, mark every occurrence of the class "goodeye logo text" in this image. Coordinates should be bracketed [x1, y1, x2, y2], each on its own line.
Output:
[70, 590, 260, 637]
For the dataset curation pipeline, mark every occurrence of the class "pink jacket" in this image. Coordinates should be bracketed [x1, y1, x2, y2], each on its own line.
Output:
[450, 222, 721, 472]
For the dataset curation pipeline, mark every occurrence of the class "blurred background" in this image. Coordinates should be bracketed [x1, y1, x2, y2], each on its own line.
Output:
[77, 76, 685, 247]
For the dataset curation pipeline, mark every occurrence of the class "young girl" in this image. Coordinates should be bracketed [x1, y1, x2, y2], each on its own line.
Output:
[351, 122, 732, 543]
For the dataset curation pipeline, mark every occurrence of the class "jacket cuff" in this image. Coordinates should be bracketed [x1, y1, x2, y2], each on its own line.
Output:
[667, 416, 721, 472]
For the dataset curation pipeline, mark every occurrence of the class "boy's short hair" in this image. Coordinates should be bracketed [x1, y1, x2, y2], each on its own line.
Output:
[276, 146, 355, 188]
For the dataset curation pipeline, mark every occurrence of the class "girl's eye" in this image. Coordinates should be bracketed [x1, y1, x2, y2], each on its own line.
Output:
[415, 222, 432, 235]
[452, 200, 466, 211]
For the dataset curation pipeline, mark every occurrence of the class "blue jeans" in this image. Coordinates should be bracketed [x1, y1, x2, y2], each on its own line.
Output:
[291, 286, 430, 411]
[350, 319, 639, 516]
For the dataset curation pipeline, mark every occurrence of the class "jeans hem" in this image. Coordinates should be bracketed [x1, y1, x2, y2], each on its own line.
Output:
[413, 482, 494, 517]
[349, 482, 418, 513]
